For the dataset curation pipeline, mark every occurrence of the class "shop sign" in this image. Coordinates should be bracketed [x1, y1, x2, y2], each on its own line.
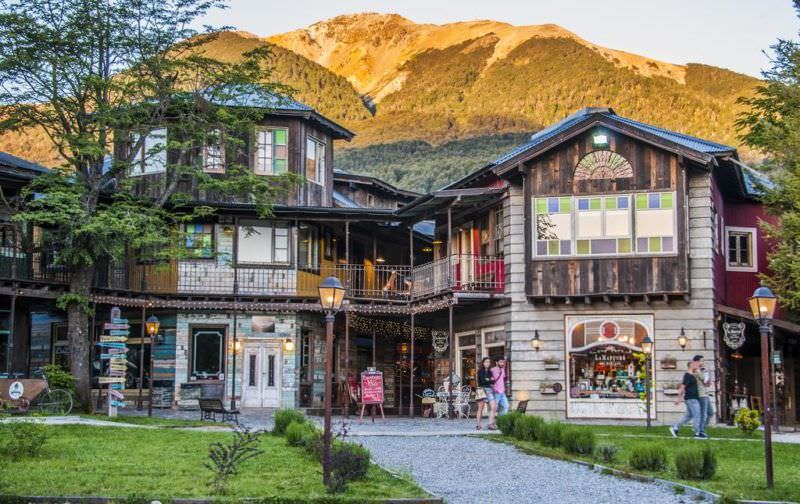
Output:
[599, 321, 620, 340]
[432, 331, 449, 353]
[723, 322, 746, 350]
[8, 381, 24, 400]
[360, 371, 384, 404]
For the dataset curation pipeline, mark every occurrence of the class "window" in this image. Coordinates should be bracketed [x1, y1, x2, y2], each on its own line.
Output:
[130, 128, 167, 176]
[183, 223, 215, 259]
[297, 225, 319, 269]
[203, 129, 225, 173]
[367, 194, 375, 207]
[191, 328, 224, 379]
[267, 354, 276, 387]
[711, 207, 719, 255]
[0, 310, 9, 374]
[532, 191, 676, 258]
[248, 354, 257, 387]
[305, 136, 325, 185]
[576, 195, 632, 255]
[726, 227, 756, 271]
[255, 128, 288, 175]
[52, 323, 69, 370]
[634, 192, 675, 253]
[237, 221, 290, 265]
[494, 208, 504, 256]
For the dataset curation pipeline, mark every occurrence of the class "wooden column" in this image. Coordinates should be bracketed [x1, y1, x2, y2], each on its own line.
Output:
[7, 295, 15, 374]
[408, 225, 415, 417]
[231, 216, 240, 410]
[448, 303, 455, 419]
[372, 326, 376, 367]
[344, 221, 350, 418]
[138, 305, 145, 409]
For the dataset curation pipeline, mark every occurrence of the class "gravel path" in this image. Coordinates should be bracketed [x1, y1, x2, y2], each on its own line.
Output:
[355, 436, 694, 504]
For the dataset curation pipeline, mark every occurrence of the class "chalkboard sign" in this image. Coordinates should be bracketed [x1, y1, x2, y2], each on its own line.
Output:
[360, 371, 384, 404]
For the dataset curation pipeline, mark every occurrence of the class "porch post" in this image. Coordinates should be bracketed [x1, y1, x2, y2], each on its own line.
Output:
[231, 216, 239, 410]
[138, 305, 145, 409]
[344, 221, 350, 418]
[409, 312, 415, 417]
[448, 303, 454, 419]
[7, 294, 15, 374]
[372, 326, 376, 367]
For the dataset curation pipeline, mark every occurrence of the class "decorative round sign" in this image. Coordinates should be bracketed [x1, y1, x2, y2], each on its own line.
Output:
[432, 330, 449, 353]
[599, 321, 620, 340]
[8, 381, 24, 400]
[723, 322, 746, 350]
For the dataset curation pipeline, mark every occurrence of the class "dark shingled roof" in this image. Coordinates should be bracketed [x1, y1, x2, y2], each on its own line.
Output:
[491, 107, 736, 168]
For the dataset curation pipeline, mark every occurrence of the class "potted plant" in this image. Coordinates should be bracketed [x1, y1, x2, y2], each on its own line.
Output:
[543, 356, 561, 370]
[660, 355, 678, 369]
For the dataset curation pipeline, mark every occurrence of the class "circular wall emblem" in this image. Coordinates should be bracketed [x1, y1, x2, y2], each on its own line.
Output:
[599, 321, 619, 340]
[432, 331, 449, 353]
[8, 381, 24, 400]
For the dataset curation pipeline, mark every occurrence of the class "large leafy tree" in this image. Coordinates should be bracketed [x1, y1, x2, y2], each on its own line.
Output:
[0, 0, 297, 408]
[737, 0, 800, 313]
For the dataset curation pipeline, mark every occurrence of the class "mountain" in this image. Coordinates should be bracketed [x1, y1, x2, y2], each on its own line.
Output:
[0, 13, 760, 192]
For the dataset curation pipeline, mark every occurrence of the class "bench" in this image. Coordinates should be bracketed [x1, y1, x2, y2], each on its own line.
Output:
[198, 398, 240, 424]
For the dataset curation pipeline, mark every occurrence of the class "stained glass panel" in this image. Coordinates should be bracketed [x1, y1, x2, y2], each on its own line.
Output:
[574, 150, 634, 180]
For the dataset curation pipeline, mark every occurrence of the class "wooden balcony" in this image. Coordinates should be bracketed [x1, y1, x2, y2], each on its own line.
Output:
[1, 249, 505, 303]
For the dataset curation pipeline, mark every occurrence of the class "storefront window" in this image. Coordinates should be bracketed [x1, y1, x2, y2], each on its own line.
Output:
[566, 316, 654, 419]
[191, 328, 224, 379]
[0, 310, 9, 374]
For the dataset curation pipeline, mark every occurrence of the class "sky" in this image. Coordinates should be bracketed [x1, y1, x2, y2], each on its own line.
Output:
[199, 0, 799, 77]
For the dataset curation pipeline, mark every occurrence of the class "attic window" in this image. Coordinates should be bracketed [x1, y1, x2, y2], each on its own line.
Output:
[592, 133, 609, 147]
[574, 150, 633, 180]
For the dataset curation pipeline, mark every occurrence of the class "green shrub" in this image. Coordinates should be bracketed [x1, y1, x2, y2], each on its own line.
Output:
[675, 447, 717, 480]
[327, 442, 371, 493]
[0, 421, 49, 459]
[42, 364, 76, 394]
[538, 421, 564, 448]
[285, 421, 316, 447]
[561, 428, 595, 455]
[513, 415, 544, 442]
[273, 409, 306, 435]
[595, 443, 619, 463]
[734, 407, 761, 436]
[497, 411, 523, 436]
[629, 445, 667, 472]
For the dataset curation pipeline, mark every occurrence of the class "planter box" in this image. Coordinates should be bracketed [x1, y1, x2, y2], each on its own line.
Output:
[663, 389, 680, 396]
[540, 388, 560, 395]
[660, 361, 677, 370]
[544, 363, 561, 370]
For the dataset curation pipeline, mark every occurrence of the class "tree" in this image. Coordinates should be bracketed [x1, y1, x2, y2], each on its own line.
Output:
[737, 0, 800, 312]
[0, 0, 298, 408]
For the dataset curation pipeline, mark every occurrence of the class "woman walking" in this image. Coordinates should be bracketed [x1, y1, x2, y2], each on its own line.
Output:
[476, 357, 498, 430]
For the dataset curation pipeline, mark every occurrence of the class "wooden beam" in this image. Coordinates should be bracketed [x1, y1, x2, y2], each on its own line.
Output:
[624, 295, 632, 305]
[643, 294, 651, 305]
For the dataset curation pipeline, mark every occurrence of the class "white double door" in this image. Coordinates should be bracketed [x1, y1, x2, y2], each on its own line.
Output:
[241, 342, 281, 408]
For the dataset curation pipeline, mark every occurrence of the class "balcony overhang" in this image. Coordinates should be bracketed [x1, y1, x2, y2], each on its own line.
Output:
[396, 187, 506, 221]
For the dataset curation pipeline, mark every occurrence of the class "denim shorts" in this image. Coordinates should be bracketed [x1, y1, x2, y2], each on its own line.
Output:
[480, 387, 496, 402]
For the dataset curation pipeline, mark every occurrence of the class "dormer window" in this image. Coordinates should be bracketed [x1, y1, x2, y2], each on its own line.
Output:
[129, 128, 167, 176]
[255, 127, 288, 175]
[306, 136, 325, 186]
[203, 129, 225, 173]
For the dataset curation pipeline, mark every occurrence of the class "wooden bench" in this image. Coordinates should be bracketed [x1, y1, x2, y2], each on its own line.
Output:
[198, 398, 240, 424]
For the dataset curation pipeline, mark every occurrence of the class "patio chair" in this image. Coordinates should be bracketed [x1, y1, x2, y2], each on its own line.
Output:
[454, 386, 471, 419]
[433, 387, 449, 418]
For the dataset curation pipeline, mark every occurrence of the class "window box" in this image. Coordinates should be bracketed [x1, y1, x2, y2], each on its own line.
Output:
[543, 357, 561, 370]
[662, 382, 681, 396]
[660, 355, 678, 370]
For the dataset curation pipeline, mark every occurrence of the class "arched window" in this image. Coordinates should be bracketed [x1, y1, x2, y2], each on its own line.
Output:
[574, 150, 633, 180]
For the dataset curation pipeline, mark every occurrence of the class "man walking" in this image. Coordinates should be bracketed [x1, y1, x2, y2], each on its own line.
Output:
[491, 357, 509, 415]
[669, 359, 708, 439]
[693, 355, 714, 431]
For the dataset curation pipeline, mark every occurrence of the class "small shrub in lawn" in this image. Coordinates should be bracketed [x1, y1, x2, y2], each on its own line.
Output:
[513, 415, 544, 442]
[675, 447, 717, 480]
[204, 425, 263, 495]
[734, 407, 761, 436]
[0, 421, 49, 459]
[326, 442, 371, 494]
[595, 443, 619, 463]
[628, 445, 667, 472]
[538, 421, 564, 447]
[273, 409, 306, 435]
[42, 364, 76, 395]
[561, 428, 595, 455]
[285, 421, 317, 447]
[497, 411, 523, 436]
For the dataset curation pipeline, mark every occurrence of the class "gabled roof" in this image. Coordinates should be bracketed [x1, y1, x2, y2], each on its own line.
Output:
[491, 107, 737, 175]
[0, 151, 49, 185]
[333, 169, 420, 200]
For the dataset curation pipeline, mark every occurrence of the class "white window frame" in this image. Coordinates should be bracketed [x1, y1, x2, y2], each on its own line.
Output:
[305, 135, 326, 186]
[454, 330, 477, 385]
[129, 128, 167, 176]
[481, 326, 506, 360]
[254, 127, 288, 176]
[532, 191, 677, 259]
[236, 221, 291, 265]
[725, 226, 757, 272]
[203, 129, 225, 174]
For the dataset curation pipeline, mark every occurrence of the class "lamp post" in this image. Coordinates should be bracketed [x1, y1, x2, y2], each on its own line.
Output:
[641, 335, 653, 430]
[318, 276, 346, 487]
[748, 285, 777, 489]
[145, 315, 160, 417]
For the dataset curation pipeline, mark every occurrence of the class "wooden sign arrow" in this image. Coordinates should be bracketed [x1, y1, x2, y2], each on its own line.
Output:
[97, 342, 126, 348]
[110, 383, 124, 390]
[109, 389, 124, 400]
[108, 330, 130, 336]
[112, 318, 129, 324]
[100, 336, 127, 343]
[103, 323, 130, 330]
[106, 347, 128, 355]
[109, 400, 126, 408]
[98, 377, 126, 384]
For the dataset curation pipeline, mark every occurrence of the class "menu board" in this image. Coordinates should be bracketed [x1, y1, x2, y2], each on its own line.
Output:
[360, 371, 384, 404]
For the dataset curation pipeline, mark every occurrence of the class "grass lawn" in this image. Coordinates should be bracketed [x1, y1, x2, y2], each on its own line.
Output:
[493, 424, 800, 502]
[0, 424, 427, 501]
[78, 413, 216, 428]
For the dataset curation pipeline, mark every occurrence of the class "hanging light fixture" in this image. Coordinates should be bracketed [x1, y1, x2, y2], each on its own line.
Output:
[677, 327, 688, 350]
[530, 330, 542, 352]
[748, 286, 777, 323]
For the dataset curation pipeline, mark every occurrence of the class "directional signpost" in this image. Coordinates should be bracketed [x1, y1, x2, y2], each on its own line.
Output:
[98, 307, 129, 418]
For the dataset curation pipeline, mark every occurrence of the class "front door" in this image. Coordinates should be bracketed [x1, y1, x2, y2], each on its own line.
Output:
[242, 342, 281, 408]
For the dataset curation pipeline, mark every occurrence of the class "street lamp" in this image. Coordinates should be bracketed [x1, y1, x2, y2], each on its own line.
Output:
[318, 276, 346, 487]
[530, 330, 542, 352]
[641, 335, 653, 430]
[677, 328, 687, 350]
[748, 285, 777, 489]
[145, 315, 160, 417]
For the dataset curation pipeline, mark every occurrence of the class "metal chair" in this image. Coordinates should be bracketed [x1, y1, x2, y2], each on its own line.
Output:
[454, 386, 472, 419]
[433, 387, 449, 418]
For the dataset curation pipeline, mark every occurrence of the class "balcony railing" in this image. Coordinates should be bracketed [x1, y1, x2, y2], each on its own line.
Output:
[1, 249, 505, 302]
